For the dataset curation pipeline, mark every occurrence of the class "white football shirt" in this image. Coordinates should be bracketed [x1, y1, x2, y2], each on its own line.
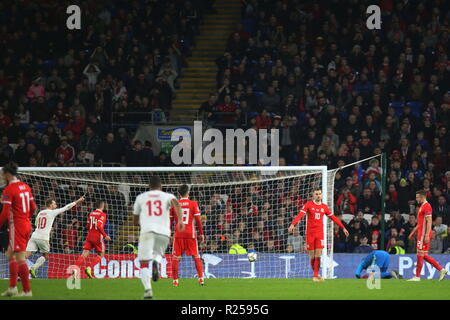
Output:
[133, 190, 176, 237]
[31, 202, 76, 241]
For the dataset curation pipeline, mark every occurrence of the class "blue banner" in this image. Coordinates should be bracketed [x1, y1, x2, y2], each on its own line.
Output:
[167, 253, 450, 279]
[2, 253, 450, 279]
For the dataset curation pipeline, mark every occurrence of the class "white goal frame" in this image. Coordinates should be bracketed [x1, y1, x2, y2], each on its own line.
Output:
[18, 165, 332, 279]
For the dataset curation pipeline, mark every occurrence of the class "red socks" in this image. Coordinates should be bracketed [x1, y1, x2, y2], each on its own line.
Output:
[18, 261, 31, 293]
[310, 257, 321, 277]
[171, 257, 203, 280]
[416, 255, 424, 277]
[75, 255, 102, 269]
[194, 257, 203, 279]
[9, 260, 18, 288]
[424, 255, 443, 271]
[75, 255, 86, 268]
[172, 258, 179, 280]
[313, 257, 321, 277]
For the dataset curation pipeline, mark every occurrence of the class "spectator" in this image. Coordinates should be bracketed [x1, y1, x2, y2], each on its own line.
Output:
[433, 196, 450, 224]
[403, 214, 418, 253]
[79, 126, 102, 157]
[358, 188, 380, 215]
[336, 188, 357, 215]
[95, 133, 126, 165]
[55, 136, 75, 165]
[126, 140, 154, 167]
[353, 235, 373, 254]
[286, 226, 304, 253]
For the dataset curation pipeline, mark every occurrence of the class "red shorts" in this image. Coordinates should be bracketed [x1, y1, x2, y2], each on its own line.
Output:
[9, 223, 31, 252]
[306, 232, 324, 251]
[83, 236, 105, 253]
[172, 237, 199, 256]
[417, 234, 430, 252]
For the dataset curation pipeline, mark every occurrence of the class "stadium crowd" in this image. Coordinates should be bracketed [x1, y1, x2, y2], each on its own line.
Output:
[0, 0, 449, 255]
[200, 0, 450, 254]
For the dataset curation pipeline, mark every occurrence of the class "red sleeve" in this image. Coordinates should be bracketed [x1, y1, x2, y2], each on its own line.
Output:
[424, 203, 432, 216]
[291, 203, 308, 226]
[192, 201, 200, 215]
[0, 188, 12, 228]
[192, 201, 203, 235]
[98, 214, 108, 238]
[328, 214, 345, 229]
[29, 188, 36, 218]
[0, 203, 10, 228]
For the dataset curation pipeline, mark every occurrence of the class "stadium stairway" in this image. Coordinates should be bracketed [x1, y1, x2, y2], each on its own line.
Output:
[169, 0, 241, 124]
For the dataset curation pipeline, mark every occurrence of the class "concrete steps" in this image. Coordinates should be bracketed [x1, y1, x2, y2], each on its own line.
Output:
[170, 0, 241, 123]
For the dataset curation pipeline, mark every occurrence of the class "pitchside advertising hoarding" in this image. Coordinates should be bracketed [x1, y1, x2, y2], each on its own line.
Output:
[2, 254, 450, 279]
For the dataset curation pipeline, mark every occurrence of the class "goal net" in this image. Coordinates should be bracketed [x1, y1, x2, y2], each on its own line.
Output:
[3, 166, 337, 279]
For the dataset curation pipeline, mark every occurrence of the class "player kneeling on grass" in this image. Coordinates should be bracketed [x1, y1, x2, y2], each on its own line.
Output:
[355, 250, 401, 279]
[72, 200, 111, 279]
[407, 190, 448, 281]
[26, 196, 85, 278]
[170, 184, 205, 287]
[133, 176, 184, 299]
[288, 188, 349, 282]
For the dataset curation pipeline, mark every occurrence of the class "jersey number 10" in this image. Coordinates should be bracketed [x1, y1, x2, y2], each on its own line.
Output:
[37, 217, 47, 229]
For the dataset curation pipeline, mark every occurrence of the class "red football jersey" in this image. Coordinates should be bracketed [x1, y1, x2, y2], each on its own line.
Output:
[1, 179, 36, 227]
[86, 210, 108, 239]
[298, 201, 332, 233]
[170, 198, 201, 239]
[417, 201, 432, 241]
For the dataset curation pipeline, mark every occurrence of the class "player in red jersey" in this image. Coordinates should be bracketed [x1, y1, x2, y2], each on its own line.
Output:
[72, 200, 111, 279]
[170, 184, 205, 287]
[407, 190, 448, 281]
[288, 188, 349, 282]
[0, 162, 37, 297]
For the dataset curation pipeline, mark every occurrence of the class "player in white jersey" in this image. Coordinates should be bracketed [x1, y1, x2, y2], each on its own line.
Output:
[133, 176, 184, 299]
[26, 196, 85, 278]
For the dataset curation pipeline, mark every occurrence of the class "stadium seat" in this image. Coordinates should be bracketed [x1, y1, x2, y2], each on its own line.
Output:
[342, 214, 354, 224]
[406, 101, 423, 118]
[363, 214, 374, 224]
[389, 101, 405, 118]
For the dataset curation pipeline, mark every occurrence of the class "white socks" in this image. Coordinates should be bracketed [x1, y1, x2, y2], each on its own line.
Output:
[32, 256, 46, 270]
[140, 267, 152, 291]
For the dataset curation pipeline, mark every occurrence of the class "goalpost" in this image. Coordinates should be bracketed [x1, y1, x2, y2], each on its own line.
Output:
[4, 166, 338, 279]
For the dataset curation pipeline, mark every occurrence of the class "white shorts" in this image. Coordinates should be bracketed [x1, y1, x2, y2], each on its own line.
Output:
[26, 238, 50, 254]
[138, 232, 169, 262]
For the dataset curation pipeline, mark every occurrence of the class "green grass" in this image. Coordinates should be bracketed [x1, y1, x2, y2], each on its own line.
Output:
[1, 278, 450, 300]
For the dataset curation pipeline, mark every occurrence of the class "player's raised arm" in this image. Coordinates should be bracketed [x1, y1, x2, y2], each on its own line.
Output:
[50, 196, 85, 216]
[171, 198, 185, 232]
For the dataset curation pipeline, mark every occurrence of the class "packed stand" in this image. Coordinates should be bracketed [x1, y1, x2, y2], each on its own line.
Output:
[198, 0, 450, 253]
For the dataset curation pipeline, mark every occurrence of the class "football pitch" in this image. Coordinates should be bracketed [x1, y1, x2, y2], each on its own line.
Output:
[0, 278, 449, 300]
